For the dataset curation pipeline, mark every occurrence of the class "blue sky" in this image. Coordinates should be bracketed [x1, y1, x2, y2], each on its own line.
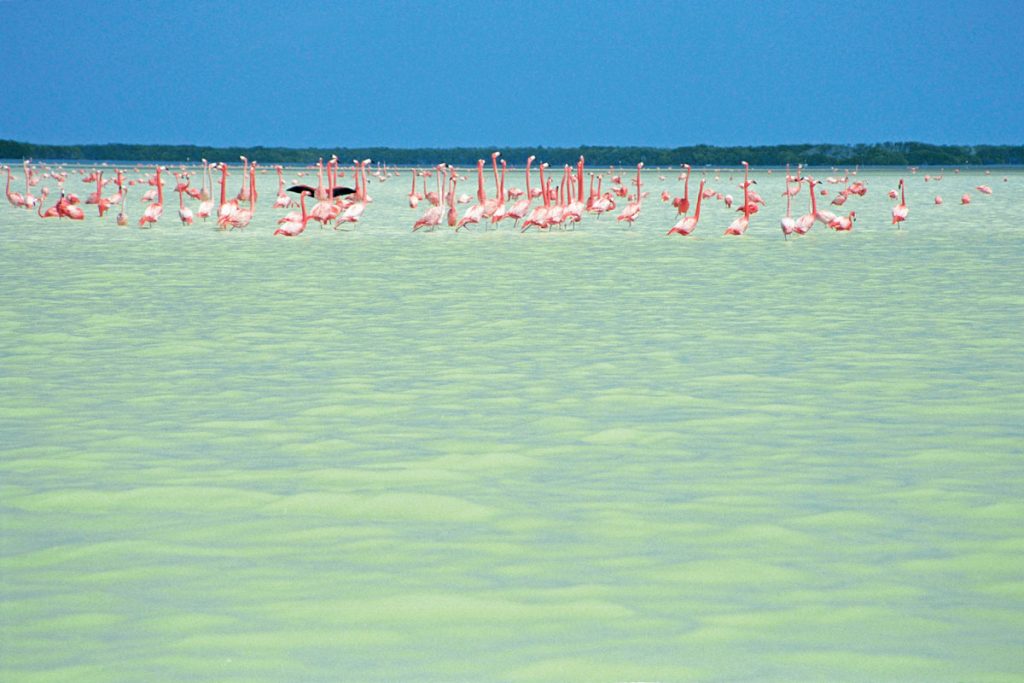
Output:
[2, 0, 1021, 147]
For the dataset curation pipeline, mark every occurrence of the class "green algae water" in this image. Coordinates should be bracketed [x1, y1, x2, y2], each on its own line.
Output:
[1, 167, 1022, 682]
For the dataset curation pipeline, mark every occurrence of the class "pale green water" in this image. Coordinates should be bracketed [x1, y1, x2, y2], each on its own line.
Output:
[1, 167, 1022, 682]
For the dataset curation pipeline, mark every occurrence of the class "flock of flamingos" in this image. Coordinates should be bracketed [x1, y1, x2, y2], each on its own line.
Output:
[1, 153, 1004, 238]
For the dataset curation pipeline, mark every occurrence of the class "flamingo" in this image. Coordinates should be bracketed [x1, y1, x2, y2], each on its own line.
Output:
[457, 160, 487, 230]
[197, 161, 214, 220]
[138, 166, 164, 227]
[960, 193, 971, 205]
[794, 178, 817, 234]
[408, 169, 420, 208]
[57, 189, 85, 220]
[977, 185, 993, 195]
[337, 159, 369, 226]
[272, 165, 294, 208]
[829, 210, 856, 231]
[37, 188, 59, 218]
[274, 190, 313, 237]
[892, 179, 909, 227]
[934, 196, 943, 205]
[725, 161, 751, 235]
[413, 165, 445, 231]
[672, 164, 691, 214]
[5, 165, 27, 208]
[780, 175, 796, 239]
[222, 163, 256, 229]
[216, 163, 237, 225]
[521, 163, 551, 231]
[504, 155, 535, 227]
[481, 151, 502, 219]
[667, 179, 705, 236]
[116, 187, 129, 226]
[174, 173, 194, 225]
[446, 168, 458, 228]
[616, 163, 644, 225]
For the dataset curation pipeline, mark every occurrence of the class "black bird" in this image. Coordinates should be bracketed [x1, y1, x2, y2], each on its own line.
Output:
[286, 185, 356, 197]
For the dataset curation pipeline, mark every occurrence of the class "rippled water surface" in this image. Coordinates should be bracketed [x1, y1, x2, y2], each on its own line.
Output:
[1, 166, 1022, 681]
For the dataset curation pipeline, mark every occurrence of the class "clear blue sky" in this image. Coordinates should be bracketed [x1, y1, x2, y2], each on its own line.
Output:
[2, 0, 1021, 147]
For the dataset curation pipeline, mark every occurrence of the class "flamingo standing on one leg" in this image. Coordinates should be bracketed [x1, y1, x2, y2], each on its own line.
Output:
[667, 179, 705, 236]
[138, 166, 164, 228]
[891, 178, 909, 228]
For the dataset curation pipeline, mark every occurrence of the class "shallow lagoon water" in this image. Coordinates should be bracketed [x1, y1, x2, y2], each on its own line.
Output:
[1, 167, 1022, 681]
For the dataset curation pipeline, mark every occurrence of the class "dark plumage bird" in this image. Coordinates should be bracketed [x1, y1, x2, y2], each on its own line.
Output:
[286, 185, 356, 197]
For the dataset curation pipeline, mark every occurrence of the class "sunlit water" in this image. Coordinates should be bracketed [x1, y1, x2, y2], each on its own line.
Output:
[1, 165, 1022, 682]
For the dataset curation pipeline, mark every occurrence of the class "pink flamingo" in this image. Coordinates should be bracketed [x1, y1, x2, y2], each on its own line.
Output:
[829, 210, 856, 231]
[725, 161, 751, 235]
[138, 166, 164, 227]
[223, 164, 256, 229]
[616, 163, 644, 225]
[174, 173, 194, 225]
[934, 195, 943, 205]
[197, 162, 214, 220]
[337, 159, 369, 226]
[960, 193, 971, 205]
[504, 155, 535, 227]
[116, 187, 129, 226]
[408, 169, 420, 209]
[272, 165, 294, 209]
[5, 165, 27, 208]
[794, 178, 817, 234]
[780, 175, 797, 239]
[457, 160, 487, 230]
[521, 163, 551, 231]
[37, 188, 59, 218]
[413, 165, 445, 231]
[672, 164, 691, 214]
[891, 179, 909, 227]
[482, 152, 502, 219]
[667, 179, 705, 236]
[274, 190, 313, 237]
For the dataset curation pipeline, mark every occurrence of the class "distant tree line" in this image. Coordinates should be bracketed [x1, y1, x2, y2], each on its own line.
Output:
[1, 139, 1022, 166]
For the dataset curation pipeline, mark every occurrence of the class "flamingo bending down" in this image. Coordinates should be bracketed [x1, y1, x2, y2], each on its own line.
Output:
[667, 179, 705, 236]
